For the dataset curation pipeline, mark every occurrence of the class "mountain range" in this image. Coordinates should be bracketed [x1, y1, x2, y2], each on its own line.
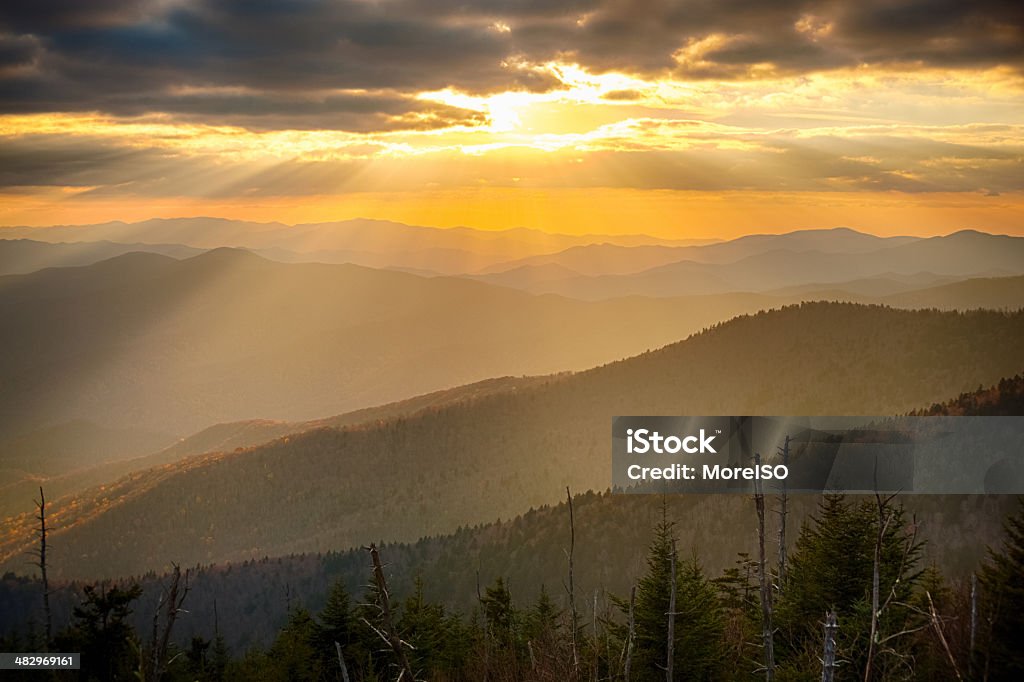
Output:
[0, 248, 811, 437]
[0, 217, 714, 275]
[3, 225, 1023, 440]
[472, 230, 1024, 299]
[2, 303, 1021, 579]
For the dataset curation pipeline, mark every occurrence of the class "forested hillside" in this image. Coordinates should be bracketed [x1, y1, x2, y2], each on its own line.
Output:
[0, 376, 546, 518]
[3, 374, 1023, 679]
[2, 303, 1021, 579]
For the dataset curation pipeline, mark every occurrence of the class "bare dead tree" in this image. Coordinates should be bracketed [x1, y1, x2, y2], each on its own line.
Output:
[475, 564, 490, 677]
[821, 611, 838, 682]
[981, 587, 1001, 682]
[969, 573, 977, 679]
[592, 589, 600, 682]
[31, 486, 52, 648]
[666, 538, 677, 682]
[926, 591, 964, 682]
[776, 436, 790, 589]
[150, 563, 191, 682]
[365, 544, 416, 682]
[754, 453, 775, 681]
[623, 586, 636, 682]
[335, 641, 352, 682]
[864, 487, 901, 682]
[564, 486, 580, 678]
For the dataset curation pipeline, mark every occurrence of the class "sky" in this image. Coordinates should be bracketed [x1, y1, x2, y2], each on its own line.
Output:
[1, 0, 1022, 238]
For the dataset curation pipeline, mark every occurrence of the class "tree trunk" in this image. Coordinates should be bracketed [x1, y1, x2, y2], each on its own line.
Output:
[624, 586, 636, 682]
[151, 564, 189, 682]
[969, 572, 977, 678]
[865, 492, 892, 682]
[367, 544, 416, 682]
[666, 539, 677, 682]
[754, 453, 775, 681]
[776, 436, 790, 589]
[34, 486, 52, 649]
[566, 486, 580, 679]
[335, 641, 351, 682]
[821, 611, 838, 682]
[592, 589, 599, 682]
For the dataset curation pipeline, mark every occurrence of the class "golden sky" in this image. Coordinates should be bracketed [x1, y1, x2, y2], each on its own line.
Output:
[1, 1, 1022, 238]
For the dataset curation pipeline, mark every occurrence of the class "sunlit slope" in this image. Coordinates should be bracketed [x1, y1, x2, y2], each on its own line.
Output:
[0, 248, 780, 435]
[3, 303, 1021, 579]
[0, 376, 545, 518]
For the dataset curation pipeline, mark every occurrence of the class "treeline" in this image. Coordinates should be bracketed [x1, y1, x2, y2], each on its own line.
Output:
[4, 495, 1024, 681]
[2, 491, 1014, 657]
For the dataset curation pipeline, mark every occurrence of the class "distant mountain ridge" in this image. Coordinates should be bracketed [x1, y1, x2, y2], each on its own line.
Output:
[0, 248, 797, 435]
[7, 224, 1016, 302]
[0, 239, 208, 276]
[0, 217, 714, 274]
[477, 231, 1024, 299]
[477, 226, 921, 276]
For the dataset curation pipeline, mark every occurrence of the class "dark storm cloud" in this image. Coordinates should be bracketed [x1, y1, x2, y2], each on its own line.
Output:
[0, 134, 204, 188]
[0, 0, 146, 31]
[0, 0, 1021, 130]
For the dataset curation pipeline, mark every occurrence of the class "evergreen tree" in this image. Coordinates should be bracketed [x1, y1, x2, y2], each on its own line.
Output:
[56, 582, 143, 682]
[481, 576, 517, 648]
[908, 565, 953, 682]
[209, 632, 230, 682]
[185, 636, 212, 681]
[478, 576, 527, 678]
[979, 498, 1024, 681]
[524, 583, 562, 642]
[397, 577, 446, 676]
[713, 552, 760, 670]
[627, 511, 725, 681]
[265, 608, 322, 681]
[315, 579, 366, 680]
[775, 495, 922, 681]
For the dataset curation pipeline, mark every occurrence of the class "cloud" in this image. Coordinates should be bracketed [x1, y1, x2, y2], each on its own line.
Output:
[0, 1, 1020, 130]
[0, 133, 206, 189]
[3, 124, 1020, 197]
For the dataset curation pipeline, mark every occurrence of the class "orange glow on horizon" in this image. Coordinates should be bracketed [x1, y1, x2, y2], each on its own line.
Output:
[2, 188, 1021, 240]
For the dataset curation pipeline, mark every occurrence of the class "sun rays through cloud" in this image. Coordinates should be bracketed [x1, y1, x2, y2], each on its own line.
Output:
[1, 1, 1022, 235]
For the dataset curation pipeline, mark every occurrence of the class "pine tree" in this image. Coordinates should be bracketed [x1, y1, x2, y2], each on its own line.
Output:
[775, 495, 922, 680]
[266, 608, 322, 681]
[397, 577, 447, 676]
[481, 576, 517, 647]
[979, 498, 1024, 681]
[627, 510, 724, 681]
[57, 582, 143, 682]
[316, 579, 364, 681]
[524, 584, 562, 642]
